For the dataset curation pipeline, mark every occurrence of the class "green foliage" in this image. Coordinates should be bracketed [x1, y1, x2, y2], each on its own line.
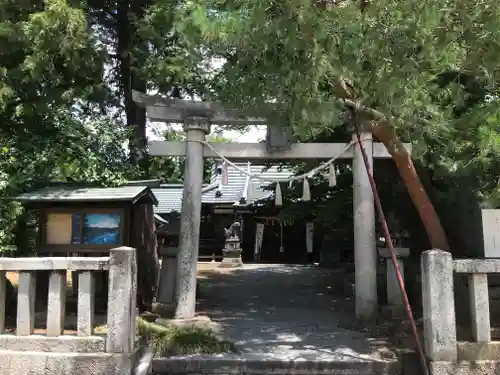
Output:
[136, 317, 237, 357]
[172, 0, 500, 160]
[0, 0, 131, 251]
[178, 0, 500, 127]
[0, 0, 231, 252]
[139, 0, 211, 98]
[168, 0, 500, 254]
[3, 0, 500, 259]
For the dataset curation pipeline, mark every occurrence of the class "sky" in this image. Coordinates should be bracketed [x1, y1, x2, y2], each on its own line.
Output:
[147, 122, 268, 142]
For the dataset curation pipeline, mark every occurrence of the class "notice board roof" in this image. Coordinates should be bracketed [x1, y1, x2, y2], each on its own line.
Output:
[14, 185, 158, 205]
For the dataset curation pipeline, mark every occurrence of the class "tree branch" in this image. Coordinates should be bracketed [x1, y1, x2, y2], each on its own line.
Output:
[337, 97, 388, 121]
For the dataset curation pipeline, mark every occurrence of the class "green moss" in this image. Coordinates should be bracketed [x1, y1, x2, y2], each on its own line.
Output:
[136, 317, 238, 357]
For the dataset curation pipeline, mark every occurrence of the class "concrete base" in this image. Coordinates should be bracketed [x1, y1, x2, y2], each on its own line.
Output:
[430, 361, 500, 375]
[220, 249, 243, 268]
[0, 349, 138, 375]
[0, 335, 105, 353]
[457, 341, 500, 361]
[153, 356, 398, 375]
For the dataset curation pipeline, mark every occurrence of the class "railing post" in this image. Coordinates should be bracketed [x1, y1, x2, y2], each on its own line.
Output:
[469, 273, 491, 342]
[421, 249, 457, 361]
[17, 271, 36, 336]
[77, 271, 95, 336]
[106, 246, 137, 353]
[47, 270, 67, 336]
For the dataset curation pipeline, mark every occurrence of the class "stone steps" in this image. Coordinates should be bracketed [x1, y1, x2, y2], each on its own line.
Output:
[152, 356, 400, 375]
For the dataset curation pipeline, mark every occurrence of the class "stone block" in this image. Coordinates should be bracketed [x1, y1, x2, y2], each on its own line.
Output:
[17, 271, 36, 336]
[220, 249, 243, 268]
[421, 250, 457, 361]
[429, 360, 500, 375]
[153, 356, 398, 375]
[454, 259, 500, 273]
[0, 258, 110, 272]
[156, 254, 177, 305]
[378, 248, 409, 315]
[155, 315, 221, 332]
[77, 271, 95, 336]
[106, 247, 137, 354]
[0, 349, 138, 375]
[468, 274, 491, 342]
[0, 335, 105, 353]
[47, 271, 67, 337]
[457, 341, 500, 361]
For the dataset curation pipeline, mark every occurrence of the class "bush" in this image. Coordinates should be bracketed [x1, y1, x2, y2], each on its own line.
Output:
[136, 317, 238, 357]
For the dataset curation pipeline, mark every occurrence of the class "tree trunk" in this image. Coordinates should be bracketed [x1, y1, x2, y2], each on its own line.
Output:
[370, 121, 450, 251]
[116, 0, 149, 177]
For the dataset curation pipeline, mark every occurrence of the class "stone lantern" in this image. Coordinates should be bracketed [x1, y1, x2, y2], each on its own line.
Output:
[220, 221, 243, 268]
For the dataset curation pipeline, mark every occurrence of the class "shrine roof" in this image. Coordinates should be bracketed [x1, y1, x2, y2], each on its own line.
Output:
[152, 163, 293, 214]
[202, 163, 293, 205]
[152, 185, 185, 214]
[154, 213, 169, 225]
[14, 185, 158, 205]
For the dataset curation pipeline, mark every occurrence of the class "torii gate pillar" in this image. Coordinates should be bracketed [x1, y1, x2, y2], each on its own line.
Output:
[352, 132, 377, 320]
[173, 117, 210, 319]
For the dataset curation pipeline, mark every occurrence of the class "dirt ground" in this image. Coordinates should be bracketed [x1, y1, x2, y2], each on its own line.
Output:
[195, 262, 409, 361]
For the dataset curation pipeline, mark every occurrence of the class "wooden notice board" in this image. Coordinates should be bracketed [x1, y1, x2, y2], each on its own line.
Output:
[46, 213, 72, 245]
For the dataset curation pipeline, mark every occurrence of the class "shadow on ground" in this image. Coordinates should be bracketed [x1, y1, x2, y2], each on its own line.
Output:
[196, 263, 398, 361]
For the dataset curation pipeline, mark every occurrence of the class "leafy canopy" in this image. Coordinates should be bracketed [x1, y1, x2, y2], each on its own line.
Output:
[175, 0, 500, 140]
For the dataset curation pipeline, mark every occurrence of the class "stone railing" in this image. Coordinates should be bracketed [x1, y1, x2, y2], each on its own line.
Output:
[0, 246, 138, 375]
[422, 249, 500, 374]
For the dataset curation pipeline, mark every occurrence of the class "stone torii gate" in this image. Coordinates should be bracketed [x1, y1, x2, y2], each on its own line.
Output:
[133, 91, 412, 321]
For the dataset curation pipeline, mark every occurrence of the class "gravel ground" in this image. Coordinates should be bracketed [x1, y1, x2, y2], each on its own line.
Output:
[196, 263, 397, 361]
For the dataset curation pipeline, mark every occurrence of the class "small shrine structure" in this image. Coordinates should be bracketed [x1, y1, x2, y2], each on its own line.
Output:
[13, 184, 160, 310]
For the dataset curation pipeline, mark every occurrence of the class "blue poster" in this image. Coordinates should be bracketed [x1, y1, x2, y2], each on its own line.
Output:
[83, 213, 121, 245]
[71, 213, 82, 244]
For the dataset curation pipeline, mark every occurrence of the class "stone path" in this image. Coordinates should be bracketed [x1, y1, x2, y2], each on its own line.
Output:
[196, 263, 392, 362]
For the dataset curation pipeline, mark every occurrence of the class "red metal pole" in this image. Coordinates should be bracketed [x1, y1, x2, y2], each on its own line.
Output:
[353, 121, 430, 375]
